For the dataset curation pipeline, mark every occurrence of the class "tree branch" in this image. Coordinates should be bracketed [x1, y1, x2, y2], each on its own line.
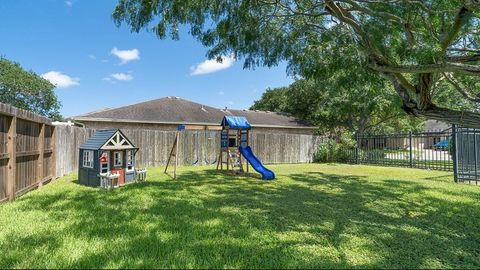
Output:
[370, 62, 480, 75]
[447, 54, 480, 63]
[440, 7, 471, 51]
[443, 72, 480, 102]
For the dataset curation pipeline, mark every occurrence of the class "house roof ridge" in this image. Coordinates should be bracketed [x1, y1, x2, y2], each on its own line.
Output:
[72, 96, 315, 128]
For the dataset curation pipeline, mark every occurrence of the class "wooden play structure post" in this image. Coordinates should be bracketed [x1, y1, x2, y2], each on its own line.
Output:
[165, 128, 180, 179]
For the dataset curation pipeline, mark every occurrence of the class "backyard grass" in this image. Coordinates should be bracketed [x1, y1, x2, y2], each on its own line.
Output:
[0, 164, 479, 268]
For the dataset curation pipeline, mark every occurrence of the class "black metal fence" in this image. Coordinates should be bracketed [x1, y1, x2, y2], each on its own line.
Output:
[338, 126, 480, 184]
[343, 130, 454, 171]
[453, 126, 480, 184]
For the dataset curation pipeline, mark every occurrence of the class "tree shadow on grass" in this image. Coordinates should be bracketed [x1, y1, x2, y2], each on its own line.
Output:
[0, 169, 479, 268]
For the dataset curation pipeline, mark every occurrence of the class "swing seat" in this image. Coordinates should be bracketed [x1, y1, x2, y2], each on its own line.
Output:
[205, 158, 217, 165]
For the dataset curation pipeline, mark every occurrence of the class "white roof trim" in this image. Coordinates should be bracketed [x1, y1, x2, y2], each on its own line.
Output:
[100, 131, 135, 150]
[72, 117, 317, 130]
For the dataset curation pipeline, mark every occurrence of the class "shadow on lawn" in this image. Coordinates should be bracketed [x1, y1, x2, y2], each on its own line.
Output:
[2, 169, 480, 268]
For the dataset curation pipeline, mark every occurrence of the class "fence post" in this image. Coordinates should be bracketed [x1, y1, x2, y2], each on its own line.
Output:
[452, 124, 458, 183]
[7, 115, 17, 201]
[355, 134, 359, 164]
[409, 131, 413, 168]
[37, 123, 45, 187]
[51, 126, 56, 179]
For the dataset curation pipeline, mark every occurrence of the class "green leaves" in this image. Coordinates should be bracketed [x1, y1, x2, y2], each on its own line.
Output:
[112, 0, 480, 125]
[251, 76, 423, 135]
[0, 58, 61, 120]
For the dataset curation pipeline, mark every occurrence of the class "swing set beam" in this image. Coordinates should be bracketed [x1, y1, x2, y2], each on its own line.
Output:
[164, 124, 219, 179]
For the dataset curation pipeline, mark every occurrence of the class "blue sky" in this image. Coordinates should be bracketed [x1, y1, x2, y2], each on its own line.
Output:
[0, 0, 293, 117]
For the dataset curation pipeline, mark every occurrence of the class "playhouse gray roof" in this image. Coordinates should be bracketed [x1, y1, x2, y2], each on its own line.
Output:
[72, 97, 314, 129]
[80, 129, 118, 150]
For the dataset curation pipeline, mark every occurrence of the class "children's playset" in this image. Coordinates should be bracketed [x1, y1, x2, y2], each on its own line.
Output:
[165, 116, 275, 180]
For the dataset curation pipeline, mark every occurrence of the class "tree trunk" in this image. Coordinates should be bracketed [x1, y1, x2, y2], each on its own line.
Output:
[355, 115, 368, 138]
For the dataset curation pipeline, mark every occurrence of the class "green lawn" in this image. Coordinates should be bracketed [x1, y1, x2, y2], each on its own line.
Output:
[1, 164, 479, 268]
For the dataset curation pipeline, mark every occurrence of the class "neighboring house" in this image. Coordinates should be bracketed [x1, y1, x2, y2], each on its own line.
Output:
[423, 120, 452, 149]
[70, 96, 316, 135]
[424, 120, 451, 132]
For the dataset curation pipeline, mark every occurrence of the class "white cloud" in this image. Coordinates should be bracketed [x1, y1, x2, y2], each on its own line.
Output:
[65, 0, 73, 7]
[41, 71, 79, 88]
[218, 91, 225, 96]
[106, 73, 134, 81]
[190, 55, 235, 76]
[88, 54, 96, 60]
[110, 47, 140, 64]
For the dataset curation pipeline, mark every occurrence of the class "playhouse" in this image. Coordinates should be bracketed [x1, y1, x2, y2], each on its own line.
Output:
[78, 129, 139, 187]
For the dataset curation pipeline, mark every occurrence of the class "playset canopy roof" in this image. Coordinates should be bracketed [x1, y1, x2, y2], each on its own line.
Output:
[221, 116, 252, 130]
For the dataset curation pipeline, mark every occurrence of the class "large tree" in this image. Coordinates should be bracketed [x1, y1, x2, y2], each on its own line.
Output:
[251, 79, 424, 136]
[0, 58, 61, 119]
[113, 0, 480, 126]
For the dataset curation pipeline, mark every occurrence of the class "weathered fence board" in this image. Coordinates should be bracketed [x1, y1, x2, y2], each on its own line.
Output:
[0, 102, 55, 202]
[55, 126, 325, 177]
[54, 125, 94, 178]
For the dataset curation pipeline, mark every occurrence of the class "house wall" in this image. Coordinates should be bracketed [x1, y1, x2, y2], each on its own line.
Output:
[78, 149, 100, 187]
[79, 120, 316, 135]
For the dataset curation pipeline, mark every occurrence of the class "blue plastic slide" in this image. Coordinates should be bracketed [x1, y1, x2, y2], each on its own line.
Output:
[239, 146, 275, 180]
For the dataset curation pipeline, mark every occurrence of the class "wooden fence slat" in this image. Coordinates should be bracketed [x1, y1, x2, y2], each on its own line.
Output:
[7, 116, 16, 200]
[38, 124, 45, 187]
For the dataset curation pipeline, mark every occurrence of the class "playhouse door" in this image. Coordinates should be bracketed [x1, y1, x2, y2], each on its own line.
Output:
[111, 151, 125, 185]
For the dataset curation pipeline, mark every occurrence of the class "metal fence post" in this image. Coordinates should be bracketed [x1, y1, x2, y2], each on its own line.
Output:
[452, 124, 458, 183]
[355, 134, 359, 164]
[409, 131, 413, 168]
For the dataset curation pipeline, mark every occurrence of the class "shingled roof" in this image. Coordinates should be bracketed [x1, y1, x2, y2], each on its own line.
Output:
[72, 96, 314, 129]
[79, 129, 118, 150]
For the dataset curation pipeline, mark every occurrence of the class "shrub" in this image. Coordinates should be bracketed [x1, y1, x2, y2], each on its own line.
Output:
[314, 132, 356, 163]
[357, 149, 387, 161]
[448, 138, 454, 156]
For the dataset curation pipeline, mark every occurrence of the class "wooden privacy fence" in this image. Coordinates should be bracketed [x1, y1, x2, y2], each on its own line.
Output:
[55, 126, 94, 178]
[55, 126, 326, 177]
[0, 103, 55, 203]
[0, 98, 325, 203]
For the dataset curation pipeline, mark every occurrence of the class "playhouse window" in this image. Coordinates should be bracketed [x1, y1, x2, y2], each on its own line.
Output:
[114, 151, 123, 167]
[126, 150, 134, 171]
[100, 152, 109, 173]
[83, 150, 94, 168]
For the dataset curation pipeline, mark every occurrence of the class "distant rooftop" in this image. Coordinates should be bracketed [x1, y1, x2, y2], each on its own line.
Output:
[424, 120, 451, 132]
[72, 96, 314, 129]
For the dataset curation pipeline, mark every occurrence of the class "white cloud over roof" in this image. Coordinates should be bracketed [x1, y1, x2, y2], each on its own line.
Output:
[41, 71, 79, 88]
[111, 47, 140, 64]
[190, 55, 235, 76]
